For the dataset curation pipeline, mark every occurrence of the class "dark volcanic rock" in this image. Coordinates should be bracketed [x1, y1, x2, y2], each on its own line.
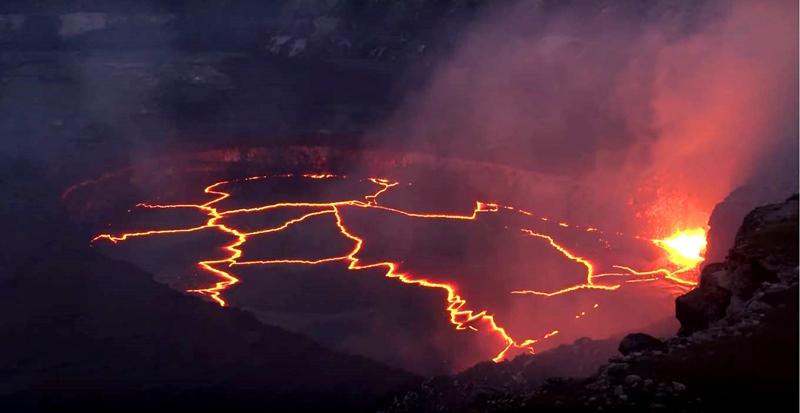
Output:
[618, 333, 667, 356]
[676, 195, 798, 335]
[0, 247, 420, 412]
[728, 259, 778, 300]
[379, 336, 621, 413]
[604, 362, 630, 377]
[729, 194, 799, 270]
[675, 263, 731, 335]
[705, 186, 795, 264]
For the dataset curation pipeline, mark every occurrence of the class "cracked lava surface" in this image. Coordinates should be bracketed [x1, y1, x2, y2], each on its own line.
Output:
[89, 173, 706, 363]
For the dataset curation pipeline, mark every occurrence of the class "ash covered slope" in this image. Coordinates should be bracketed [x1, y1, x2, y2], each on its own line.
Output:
[0, 163, 418, 412]
[383, 195, 799, 412]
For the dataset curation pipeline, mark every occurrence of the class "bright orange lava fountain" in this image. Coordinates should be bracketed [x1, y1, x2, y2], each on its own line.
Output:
[653, 228, 708, 268]
[90, 174, 705, 362]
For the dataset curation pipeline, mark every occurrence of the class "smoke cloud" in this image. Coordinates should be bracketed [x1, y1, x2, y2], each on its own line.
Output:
[373, 0, 798, 236]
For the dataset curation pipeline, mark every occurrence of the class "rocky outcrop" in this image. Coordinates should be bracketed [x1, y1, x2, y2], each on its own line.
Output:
[705, 185, 795, 263]
[618, 333, 667, 356]
[382, 336, 621, 413]
[675, 263, 731, 334]
[677, 194, 798, 335]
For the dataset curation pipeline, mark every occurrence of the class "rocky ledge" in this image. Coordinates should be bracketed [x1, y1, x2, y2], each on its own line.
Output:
[677, 194, 798, 335]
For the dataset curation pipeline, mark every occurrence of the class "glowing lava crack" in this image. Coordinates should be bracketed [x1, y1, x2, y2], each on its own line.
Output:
[91, 173, 706, 362]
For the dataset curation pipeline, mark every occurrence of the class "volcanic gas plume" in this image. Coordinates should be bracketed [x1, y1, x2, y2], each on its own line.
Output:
[372, 0, 797, 238]
[83, 169, 706, 369]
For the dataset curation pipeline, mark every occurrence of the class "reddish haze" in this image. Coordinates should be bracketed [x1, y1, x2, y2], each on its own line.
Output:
[375, 0, 798, 237]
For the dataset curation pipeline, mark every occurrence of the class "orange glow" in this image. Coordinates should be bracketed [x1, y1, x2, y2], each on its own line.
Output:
[652, 228, 707, 268]
[543, 330, 559, 339]
[90, 173, 706, 363]
[510, 230, 620, 296]
[302, 173, 339, 179]
[330, 204, 538, 363]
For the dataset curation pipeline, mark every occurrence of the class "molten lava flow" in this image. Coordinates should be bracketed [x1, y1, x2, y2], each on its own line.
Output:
[90, 173, 707, 362]
[653, 228, 708, 268]
[510, 230, 620, 296]
[329, 204, 542, 362]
